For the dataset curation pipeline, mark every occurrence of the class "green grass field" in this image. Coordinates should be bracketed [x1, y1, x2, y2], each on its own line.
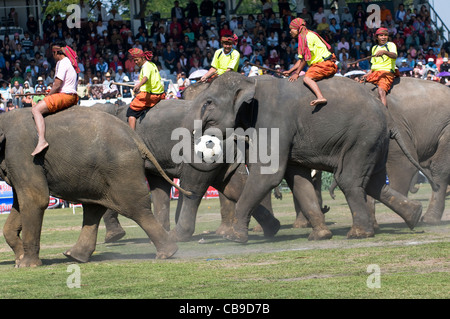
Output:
[0, 184, 448, 300]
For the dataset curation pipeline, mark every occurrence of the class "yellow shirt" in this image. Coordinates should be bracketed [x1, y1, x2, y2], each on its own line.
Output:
[140, 61, 164, 94]
[298, 31, 332, 66]
[370, 42, 397, 72]
[211, 48, 240, 75]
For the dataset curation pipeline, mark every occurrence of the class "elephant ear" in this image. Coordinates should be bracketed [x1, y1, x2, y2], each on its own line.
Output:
[229, 75, 256, 117]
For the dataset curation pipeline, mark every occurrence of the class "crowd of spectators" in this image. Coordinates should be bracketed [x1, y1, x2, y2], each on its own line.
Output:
[1, 0, 450, 111]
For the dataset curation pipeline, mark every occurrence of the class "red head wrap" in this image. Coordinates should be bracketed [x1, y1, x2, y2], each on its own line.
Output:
[128, 48, 153, 61]
[289, 18, 331, 62]
[53, 45, 80, 73]
[375, 28, 389, 35]
[221, 34, 238, 45]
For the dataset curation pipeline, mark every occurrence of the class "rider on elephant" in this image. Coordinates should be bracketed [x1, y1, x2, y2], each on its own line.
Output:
[31, 41, 80, 156]
[127, 48, 165, 130]
[200, 34, 240, 82]
[283, 17, 337, 107]
[360, 27, 398, 107]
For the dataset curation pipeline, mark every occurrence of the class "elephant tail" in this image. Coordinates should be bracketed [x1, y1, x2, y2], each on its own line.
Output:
[390, 128, 439, 192]
[132, 135, 193, 197]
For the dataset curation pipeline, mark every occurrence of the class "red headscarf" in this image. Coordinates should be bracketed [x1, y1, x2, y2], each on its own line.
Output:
[221, 34, 238, 45]
[128, 48, 153, 61]
[289, 18, 332, 62]
[54, 45, 80, 73]
[375, 27, 389, 35]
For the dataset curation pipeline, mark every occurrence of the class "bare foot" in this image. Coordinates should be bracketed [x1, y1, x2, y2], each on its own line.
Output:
[31, 141, 49, 156]
[310, 98, 327, 106]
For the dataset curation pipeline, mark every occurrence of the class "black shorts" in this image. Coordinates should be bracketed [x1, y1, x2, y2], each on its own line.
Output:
[126, 107, 147, 119]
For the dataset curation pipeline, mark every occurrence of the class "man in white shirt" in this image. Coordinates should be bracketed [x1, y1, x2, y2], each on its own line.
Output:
[31, 42, 79, 156]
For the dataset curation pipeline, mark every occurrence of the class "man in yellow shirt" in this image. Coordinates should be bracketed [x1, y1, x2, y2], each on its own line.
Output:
[360, 28, 398, 107]
[283, 18, 337, 107]
[200, 34, 240, 81]
[127, 48, 165, 130]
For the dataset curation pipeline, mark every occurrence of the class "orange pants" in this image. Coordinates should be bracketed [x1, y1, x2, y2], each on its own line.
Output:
[130, 91, 166, 111]
[44, 93, 79, 113]
[305, 55, 338, 81]
[365, 70, 395, 92]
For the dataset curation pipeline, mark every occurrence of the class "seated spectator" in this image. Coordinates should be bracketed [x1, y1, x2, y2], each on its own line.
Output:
[102, 72, 118, 99]
[10, 80, 23, 107]
[440, 57, 450, 72]
[88, 77, 103, 99]
[413, 61, 426, 78]
[5, 100, 17, 112]
[177, 71, 190, 91]
[115, 66, 127, 82]
[340, 7, 353, 27]
[96, 56, 109, 74]
[0, 81, 12, 101]
[208, 35, 220, 50]
[240, 39, 253, 57]
[316, 17, 329, 33]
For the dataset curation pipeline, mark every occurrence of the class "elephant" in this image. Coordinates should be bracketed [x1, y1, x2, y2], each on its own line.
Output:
[0, 107, 187, 267]
[189, 72, 425, 243]
[371, 77, 450, 224]
[91, 101, 281, 242]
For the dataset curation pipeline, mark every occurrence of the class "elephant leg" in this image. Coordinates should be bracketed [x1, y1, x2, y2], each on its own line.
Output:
[216, 193, 235, 236]
[366, 169, 422, 230]
[250, 193, 280, 238]
[284, 165, 332, 240]
[15, 193, 48, 268]
[103, 209, 126, 243]
[213, 169, 281, 240]
[129, 207, 178, 259]
[64, 204, 106, 263]
[148, 175, 172, 231]
[335, 164, 376, 239]
[3, 195, 24, 265]
[367, 196, 379, 231]
[171, 192, 204, 242]
[422, 180, 448, 224]
[292, 191, 311, 228]
[421, 142, 450, 224]
[227, 163, 287, 243]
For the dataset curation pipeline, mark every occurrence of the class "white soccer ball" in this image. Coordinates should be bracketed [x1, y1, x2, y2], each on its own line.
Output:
[194, 135, 223, 163]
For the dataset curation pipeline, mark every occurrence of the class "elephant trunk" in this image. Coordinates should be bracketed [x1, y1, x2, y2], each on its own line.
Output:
[390, 128, 439, 192]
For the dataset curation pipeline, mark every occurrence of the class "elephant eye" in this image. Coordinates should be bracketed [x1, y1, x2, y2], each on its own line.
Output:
[203, 100, 212, 108]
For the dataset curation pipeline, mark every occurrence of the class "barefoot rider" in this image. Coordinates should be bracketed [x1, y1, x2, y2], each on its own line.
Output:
[283, 18, 337, 107]
[31, 42, 79, 156]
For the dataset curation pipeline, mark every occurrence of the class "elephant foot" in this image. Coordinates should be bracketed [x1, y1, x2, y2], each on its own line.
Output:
[216, 223, 233, 236]
[308, 228, 333, 241]
[252, 224, 263, 233]
[346, 226, 375, 239]
[261, 218, 280, 238]
[169, 229, 192, 242]
[421, 213, 442, 225]
[15, 255, 42, 268]
[104, 228, 126, 243]
[404, 203, 422, 230]
[292, 219, 311, 228]
[155, 242, 178, 259]
[63, 249, 91, 263]
[224, 226, 248, 243]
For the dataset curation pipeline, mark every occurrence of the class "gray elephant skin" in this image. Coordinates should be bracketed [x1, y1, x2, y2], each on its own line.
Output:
[190, 72, 424, 242]
[379, 77, 450, 224]
[0, 107, 181, 267]
[92, 101, 281, 242]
